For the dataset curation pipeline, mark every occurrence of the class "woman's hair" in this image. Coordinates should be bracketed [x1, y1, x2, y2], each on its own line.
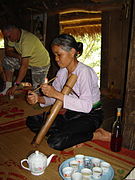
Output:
[51, 34, 83, 57]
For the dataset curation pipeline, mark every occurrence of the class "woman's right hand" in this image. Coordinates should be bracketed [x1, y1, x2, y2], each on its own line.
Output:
[27, 90, 38, 104]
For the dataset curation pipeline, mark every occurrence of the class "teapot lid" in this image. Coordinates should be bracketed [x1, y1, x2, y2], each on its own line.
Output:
[28, 150, 46, 161]
[35, 150, 40, 155]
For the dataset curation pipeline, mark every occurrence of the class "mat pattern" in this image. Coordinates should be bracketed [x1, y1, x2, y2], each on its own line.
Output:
[0, 129, 135, 180]
[0, 92, 135, 180]
[0, 91, 50, 134]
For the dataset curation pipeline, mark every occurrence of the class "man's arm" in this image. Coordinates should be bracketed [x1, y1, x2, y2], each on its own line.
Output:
[6, 57, 29, 95]
[15, 57, 29, 83]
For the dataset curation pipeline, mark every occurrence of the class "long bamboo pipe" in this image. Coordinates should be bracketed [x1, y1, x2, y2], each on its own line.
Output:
[33, 74, 78, 146]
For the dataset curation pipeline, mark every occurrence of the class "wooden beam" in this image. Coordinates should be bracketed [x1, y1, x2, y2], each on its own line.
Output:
[47, 1, 123, 15]
[60, 18, 101, 25]
[63, 24, 101, 29]
[61, 20, 101, 28]
[59, 13, 101, 21]
[59, 10, 101, 15]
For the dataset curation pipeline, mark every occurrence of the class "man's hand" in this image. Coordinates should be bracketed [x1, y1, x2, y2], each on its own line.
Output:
[6, 86, 17, 96]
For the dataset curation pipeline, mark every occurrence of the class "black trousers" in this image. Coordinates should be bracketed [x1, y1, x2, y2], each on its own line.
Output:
[26, 108, 103, 151]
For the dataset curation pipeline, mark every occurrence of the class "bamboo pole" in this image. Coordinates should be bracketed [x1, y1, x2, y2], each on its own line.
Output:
[33, 77, 57, 92]
[33, 74, 78, 146]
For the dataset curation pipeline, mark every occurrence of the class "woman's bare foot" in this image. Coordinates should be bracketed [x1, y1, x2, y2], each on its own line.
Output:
[92, 128, 111, 142]
[73, 143, 85, 148]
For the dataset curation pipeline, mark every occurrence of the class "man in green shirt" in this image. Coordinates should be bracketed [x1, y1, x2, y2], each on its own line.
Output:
[1, 25, 50, 95]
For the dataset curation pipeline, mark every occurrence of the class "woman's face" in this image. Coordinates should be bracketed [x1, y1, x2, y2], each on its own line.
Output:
[52, 45, 75, 69]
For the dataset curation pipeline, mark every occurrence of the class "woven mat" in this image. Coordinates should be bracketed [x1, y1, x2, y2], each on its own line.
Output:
[0, 128, 135, 180]
[0, 91, 135, 180]
[0, 90, 50, 134]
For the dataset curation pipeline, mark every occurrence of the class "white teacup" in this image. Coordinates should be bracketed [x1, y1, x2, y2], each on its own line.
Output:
[71, 172, 83, 180]
[75, 154, 84, 167]
[92, 167, 102, 179]
[91, 158, 101, 167]
[100, 161, 110, 174]
[69, 160, 79, 172]
[62, 167, 74, 179]
[9, 95, 14, 100]
[81, 168, 92, 180]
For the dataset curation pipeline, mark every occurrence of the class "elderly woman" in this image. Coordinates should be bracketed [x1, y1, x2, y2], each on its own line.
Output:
[26, 34, 111, 150]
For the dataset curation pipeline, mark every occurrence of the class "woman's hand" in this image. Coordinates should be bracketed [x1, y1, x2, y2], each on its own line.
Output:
[27, 91, 39, 104]
[41, 83, 57, 98]
[41, 83, 64, 101]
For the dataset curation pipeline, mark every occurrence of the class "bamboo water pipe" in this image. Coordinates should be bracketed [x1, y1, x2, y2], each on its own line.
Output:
[33, 74, 78, 146]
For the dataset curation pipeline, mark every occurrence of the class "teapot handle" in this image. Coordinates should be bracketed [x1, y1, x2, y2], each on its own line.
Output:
[21, 159, 30, 171]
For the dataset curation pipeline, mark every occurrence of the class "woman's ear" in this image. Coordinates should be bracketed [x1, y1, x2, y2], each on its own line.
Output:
[70, 48, 76, 57]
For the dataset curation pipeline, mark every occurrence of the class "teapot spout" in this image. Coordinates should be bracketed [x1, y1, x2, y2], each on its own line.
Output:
[47, 154, 56, 167]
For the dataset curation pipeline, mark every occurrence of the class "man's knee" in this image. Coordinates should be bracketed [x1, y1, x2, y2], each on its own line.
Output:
[2, 56, 10, 68]
[2, 56, 20, 71]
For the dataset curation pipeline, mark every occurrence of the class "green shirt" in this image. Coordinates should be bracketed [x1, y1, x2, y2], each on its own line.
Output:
[8, 29, 50, 67]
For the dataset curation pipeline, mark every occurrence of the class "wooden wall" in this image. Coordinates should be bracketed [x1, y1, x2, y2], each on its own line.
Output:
[123, 0, 135, 150]
[45, 14, 60, 80]
[101, 6, 131, 100]
[0, 49, 4, 73]
[101, 0, 135, 150]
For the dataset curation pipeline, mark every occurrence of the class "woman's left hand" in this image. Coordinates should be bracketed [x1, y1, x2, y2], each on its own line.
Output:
[41, 83, 57, 98]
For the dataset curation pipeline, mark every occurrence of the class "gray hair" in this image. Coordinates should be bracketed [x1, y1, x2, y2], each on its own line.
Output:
[51, 34, 83, 57]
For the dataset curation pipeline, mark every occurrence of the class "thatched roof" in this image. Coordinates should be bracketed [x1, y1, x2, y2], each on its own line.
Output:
[61, 25, 101, 36]
[59, 11, 101, 36]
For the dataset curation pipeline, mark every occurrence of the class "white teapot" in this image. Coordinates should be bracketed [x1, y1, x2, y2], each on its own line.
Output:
[21, 150, 55, 176]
